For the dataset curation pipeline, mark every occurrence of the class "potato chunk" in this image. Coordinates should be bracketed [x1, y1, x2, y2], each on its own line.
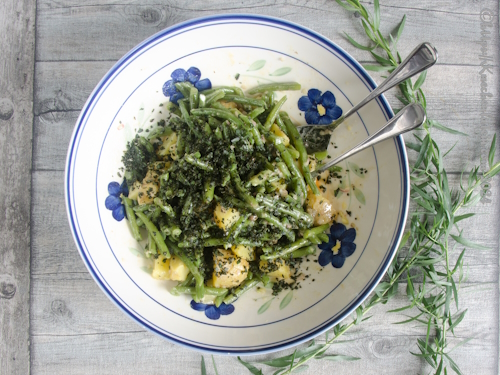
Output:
[127, 180, 142, 201]
[259, 259, 293, 284]
[152, 255, 170, 280]
[212, 249, 249, 288]
[270, 123, 290, 146]
[151, 255, 189, 281]
[213, 203, 240, 231]
[305, 187, 334, 225]
[134, 170, 160, 205]
[231, 244, 255, 261]
[168, 255, 190, 281]
[157, 132, 178, 160]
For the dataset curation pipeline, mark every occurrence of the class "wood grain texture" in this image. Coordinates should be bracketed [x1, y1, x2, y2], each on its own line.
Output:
[34, 0, 499, 66]
[30, 280, 497, 375]
[0, 0, 36, 374]
[28, 0, 500, 374]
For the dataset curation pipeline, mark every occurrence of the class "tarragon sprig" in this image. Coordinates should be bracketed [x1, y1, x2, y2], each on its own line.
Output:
[203, 1, 500, 374]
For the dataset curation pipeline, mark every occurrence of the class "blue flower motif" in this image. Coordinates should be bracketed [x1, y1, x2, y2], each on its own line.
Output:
[105, 180, 129, 221]
[318, 223, 356, 268]
[190, 300, 235, 320]
[162, 67, 212, 104]
[298, 89, 343, 125]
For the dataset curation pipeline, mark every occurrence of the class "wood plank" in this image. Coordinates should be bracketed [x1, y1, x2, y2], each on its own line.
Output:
[32, 62, 500, 172]
[30, 281, 497, 374]
[34, 1, 499, 65]
[30, 1, 500, 374]
[0, 0, 36, 374]
[31, 170, 500, 282]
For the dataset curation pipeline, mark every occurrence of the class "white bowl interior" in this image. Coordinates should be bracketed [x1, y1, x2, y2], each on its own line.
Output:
[66, 15, 408, 354]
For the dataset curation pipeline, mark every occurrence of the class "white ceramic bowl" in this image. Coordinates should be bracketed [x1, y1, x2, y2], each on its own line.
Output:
[65, 14, 409, 354]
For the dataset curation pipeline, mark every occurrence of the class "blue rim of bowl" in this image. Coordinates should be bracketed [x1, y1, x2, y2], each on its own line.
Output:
[65, 13, 409, 355]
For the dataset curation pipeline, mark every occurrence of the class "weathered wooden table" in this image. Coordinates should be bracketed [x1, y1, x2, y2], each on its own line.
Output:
[1, 1, 499, 374]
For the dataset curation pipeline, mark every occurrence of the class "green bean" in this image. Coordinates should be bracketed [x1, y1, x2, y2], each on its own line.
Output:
[160, 173, 169, 187]
[178, 100, 201, 137]
[190, 108, 243, 126]
[201, 86, 242, 95]
[277, 161, 291, 180]
[281, 112, 320, 195]
[286, 145, 300, 159]
[228, 213, 251, 239]
[166, 102, 182, 117]
[228, 197, 294, 240]
[248, 107, 265, 119]
[228, 150, 259, 208]
[223, 278, 261, 305]
[246, 82, 301, 95]
[189, 87, 199, 109]
[160, 223, 171, 236]
[263, 95, 287, 130]
[151, 206, 161, 221]
[303, 224, 329, 239]
[165, 238, 204, 300]
[223, 94, 267, 108]
[132, 203, 150, 212]
[257, 195, 313, 226]
[176, 132, 185, 158]
[171, 225, 181, 239]
[267, 132, 307, 201]
[232, 86, 245, 96]
[317, 233, 330, 243]
[290, 245, 316, 258]
[181, 195, 193, 218]
[153, 197, 175, 218]
[221, 169, 231, 187]
[135, 211, 170, 258]
[205, 89, 226, 106]
[148, 232, 158, 256]
[202, 123, 211, 135]
[184, 153, 213, 171]
[170, 274, 195, 296]
[174, 286, 228, 297]
[214, 294, 226, 307]
[203, 238, 225, 247]
[121, 196, 142, 241]
[138, 136, 154, 153]
[250, 126, 264, 149]
[203, 237, 262, 248]
[198, 93, 206, 108]
[208, 116, 222, 129]
[147, 126, 172, 140]
[307, 235, 321, 245]
[174, 82, 193, 98]
[204, 179, 215, 203]
[275, 114, 290, 137]
[260, 238, 311, 260]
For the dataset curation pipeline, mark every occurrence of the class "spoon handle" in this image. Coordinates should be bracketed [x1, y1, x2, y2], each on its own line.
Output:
[344, 43, 437, 119]
[312, 103, 426, 176]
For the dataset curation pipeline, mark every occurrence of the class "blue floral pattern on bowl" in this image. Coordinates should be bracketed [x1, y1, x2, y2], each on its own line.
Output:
[105, 181, 128, 221]
[318, 223, 356, 268]
[298, 89, 343, 125]
[190, 300, 235, 320]
[162, 67, 212, 104]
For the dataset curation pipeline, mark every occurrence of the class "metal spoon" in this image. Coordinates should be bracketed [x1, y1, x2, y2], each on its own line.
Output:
[312, 102, 426, 176]
[299, 42, 438, 130]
